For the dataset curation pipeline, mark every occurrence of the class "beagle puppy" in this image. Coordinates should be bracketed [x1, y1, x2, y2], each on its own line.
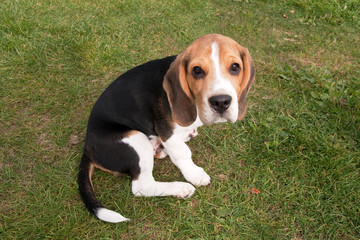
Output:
[78, 34, 255, 223]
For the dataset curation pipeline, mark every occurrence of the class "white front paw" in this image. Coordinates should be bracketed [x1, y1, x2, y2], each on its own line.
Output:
[183, 166, 211, 186]
[172, 182, 196, 199]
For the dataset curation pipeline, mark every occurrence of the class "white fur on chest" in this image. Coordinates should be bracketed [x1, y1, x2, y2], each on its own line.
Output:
[172, 116, 203, 142]
[149, 116, 202, 157]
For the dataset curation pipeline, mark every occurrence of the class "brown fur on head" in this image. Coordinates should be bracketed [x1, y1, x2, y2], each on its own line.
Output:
[163, 34, 255, 126]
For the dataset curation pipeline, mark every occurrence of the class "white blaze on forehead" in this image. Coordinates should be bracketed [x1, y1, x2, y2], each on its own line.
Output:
[210, 42, 223, 89]
[211, 42, 220, 74]
[209, 41, 235, 94]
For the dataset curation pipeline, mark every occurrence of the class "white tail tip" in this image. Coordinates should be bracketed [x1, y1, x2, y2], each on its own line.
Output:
[95, 208, 130, 223]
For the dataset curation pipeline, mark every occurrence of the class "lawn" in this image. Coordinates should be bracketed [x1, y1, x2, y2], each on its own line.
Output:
[1, 0, 359, 239]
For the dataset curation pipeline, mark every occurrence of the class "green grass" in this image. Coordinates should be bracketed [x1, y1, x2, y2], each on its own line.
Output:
[1, 0, 359, 239]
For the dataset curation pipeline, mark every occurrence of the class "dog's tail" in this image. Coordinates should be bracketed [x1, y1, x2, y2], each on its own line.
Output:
[78, 153, 129, 223]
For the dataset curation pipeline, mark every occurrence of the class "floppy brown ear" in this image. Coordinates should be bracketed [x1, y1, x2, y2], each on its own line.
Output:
[163, 54, 197, 126]
[238, 47, 256, 120]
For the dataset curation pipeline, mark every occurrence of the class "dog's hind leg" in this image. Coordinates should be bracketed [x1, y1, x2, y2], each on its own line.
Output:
[123, 131, 195, 199]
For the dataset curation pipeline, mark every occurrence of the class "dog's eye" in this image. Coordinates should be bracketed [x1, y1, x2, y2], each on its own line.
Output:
[229, 63, 240, 75]
[192, 66, 205, 79]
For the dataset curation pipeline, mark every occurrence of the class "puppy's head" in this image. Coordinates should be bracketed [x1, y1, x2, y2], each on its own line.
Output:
[163, 34, 255, 126]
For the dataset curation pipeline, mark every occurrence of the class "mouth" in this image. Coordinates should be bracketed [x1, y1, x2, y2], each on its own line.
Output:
[214, 112, 236, 123]
[199, 108, 237, 125]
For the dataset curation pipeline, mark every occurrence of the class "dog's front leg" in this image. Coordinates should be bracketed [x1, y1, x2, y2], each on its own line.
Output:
[162, 139, 211, 186]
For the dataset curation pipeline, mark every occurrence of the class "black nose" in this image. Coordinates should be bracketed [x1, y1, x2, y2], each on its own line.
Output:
[208, 95, 232, 114]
